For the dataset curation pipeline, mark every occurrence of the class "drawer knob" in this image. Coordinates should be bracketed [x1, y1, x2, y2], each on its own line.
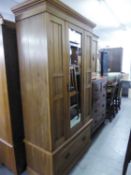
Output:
[65, 152, 71, 160]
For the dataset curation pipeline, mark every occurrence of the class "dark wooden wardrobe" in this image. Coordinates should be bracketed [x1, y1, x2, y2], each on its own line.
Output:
[100, 47, 123, 73]
[12, 1, 97, 175]
[107, 47, 123, 72]
[0, 17, 26, 174]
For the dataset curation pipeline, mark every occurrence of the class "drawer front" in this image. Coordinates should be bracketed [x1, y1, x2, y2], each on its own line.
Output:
[101, 93, 106, 99]
[92, 79, 107, 100]
[92, 94, 100, 102]
[101, 108, 106, 118]
[92, 100, 106, 120]
[93, 106, 106, 119]
[92, 82, 101, 97]
[91, 120, 98, 132]
[92, 80, 101, 89]
[54, 126, 90, 174]
[92, 91, 106, 101]
[92, 99, 101, 109]
[101, 103, 106, 111]
[100, 97, 106, 111]
[91, 118, 102, 133]
[92, 109, 100, 118]
[92, 102, 101, 116]
[91, 113, 105, 132]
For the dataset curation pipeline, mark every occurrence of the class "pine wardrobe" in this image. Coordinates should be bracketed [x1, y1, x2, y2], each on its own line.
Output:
[0, 17, 26, 174]
[12, 1, 97, 175]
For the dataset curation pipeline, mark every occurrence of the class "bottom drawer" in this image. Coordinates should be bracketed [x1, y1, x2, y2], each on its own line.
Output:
[54, 126, 90, 175]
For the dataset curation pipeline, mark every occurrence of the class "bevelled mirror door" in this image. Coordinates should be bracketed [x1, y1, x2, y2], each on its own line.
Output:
[68, 28, 82, 128]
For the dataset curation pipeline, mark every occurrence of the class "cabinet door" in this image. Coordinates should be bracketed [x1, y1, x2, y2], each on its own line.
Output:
[48, 15, 67, 148]
[83, 32, 92, 122]
[66, 23, 84, 134]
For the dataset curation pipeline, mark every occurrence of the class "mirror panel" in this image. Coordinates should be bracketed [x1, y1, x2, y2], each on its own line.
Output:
[69, 28, 82, 128]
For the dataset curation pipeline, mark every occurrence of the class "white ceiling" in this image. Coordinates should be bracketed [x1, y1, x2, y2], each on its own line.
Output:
[0, 0, 131, 74]
[1, 0, 131, 35]
[61, 0, 131, 31]
[0, 0, 22, 21]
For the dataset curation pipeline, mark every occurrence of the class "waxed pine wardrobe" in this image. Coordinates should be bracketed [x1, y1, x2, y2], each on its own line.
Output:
[0, 16, 26, 174]
[12, 0, 98, 175]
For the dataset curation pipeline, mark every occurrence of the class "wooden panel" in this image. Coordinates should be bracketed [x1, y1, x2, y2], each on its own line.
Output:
[2, 23, 26, 174]
[16, 13, 51, 151]
[83, 32, 92, 121]
[92, 38, 97, 72]
[0, 26, 12, 144]
[25, 142, 53, 175]
[0, 141, 16, 174]
[48, 15, 67, 148]
[27, 167, 40, 175]
[84, 87, 91, 119]
[0, 20, 26, 174]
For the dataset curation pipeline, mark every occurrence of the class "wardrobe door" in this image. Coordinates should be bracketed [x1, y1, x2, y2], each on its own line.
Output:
[66, 23, 85, 134]
[83, 32, 92, 122]
[48, 15, 67, 149]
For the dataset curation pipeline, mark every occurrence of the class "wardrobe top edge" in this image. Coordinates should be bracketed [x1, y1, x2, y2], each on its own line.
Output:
[12, 0, 96, 28]
[0, 17, 15, 28]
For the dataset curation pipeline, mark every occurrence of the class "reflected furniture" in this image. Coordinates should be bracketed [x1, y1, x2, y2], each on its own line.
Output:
[12, 1, 98, 175]
[91, 77, 107, 133]
[0, 17, 26, 174]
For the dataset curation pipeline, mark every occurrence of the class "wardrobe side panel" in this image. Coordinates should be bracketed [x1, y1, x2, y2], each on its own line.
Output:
[16, 13, 51, 150]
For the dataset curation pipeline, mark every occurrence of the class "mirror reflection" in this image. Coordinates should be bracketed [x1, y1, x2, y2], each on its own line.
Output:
[69, 28, 82, 128]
